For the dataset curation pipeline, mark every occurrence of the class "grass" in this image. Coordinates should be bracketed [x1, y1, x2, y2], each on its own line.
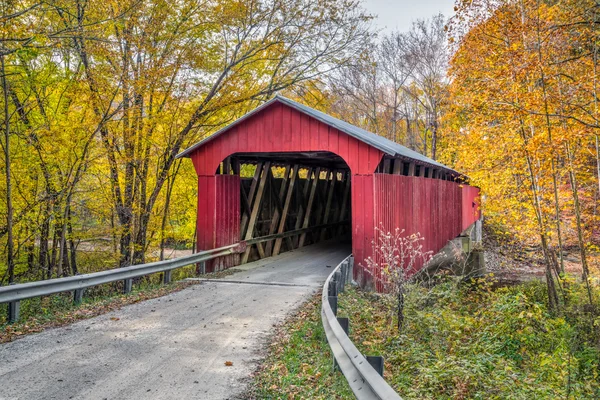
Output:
[0, 267, 239, 342]
[248, 293, 354, 399]
[337, 278, 600, 400]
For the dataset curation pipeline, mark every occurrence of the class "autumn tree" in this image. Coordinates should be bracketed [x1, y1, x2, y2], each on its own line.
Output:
[443, 0, 600, 310]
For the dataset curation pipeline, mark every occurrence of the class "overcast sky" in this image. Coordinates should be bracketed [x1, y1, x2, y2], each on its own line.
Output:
[361, 0, 455, 33]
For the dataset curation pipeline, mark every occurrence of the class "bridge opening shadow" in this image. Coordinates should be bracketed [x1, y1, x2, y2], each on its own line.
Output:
[210, 151, 351, 270]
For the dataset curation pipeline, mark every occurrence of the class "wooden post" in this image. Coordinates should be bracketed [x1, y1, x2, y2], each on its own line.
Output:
[298, 167, 321, 248]
[231, 158, 240, 175]
[312, 169, 331, 243]
[320, 170, 337, 241]
[407, 162, 415, 176]
[383, 158, 391, 174]
[419, 165, 426, 177]
[392, 159, 403, 175]
[293, 167, 314, 247]
[265, 164, 292, 256]
[241, 162, 271, 264]
[336, 172, 351, 235]
[240, 163, 263, 238]
[273, 165, 299, 256]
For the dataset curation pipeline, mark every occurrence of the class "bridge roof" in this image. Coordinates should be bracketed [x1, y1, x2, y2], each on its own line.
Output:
[177, 95, 456, 173]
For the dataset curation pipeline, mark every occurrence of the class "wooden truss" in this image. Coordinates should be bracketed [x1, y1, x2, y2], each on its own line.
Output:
[230, 161, 350, 264]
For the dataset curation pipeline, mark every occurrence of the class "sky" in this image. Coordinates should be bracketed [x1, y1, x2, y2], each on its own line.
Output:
[361, 0, 455, 33]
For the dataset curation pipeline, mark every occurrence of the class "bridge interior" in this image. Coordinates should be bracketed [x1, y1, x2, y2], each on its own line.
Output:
[217, 151, 351, 264]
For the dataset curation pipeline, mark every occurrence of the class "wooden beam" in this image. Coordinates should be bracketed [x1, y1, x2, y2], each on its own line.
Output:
[246, 221, 349, 245]
[232, 158, 240, 175]
[298, 167, 321, 248]
[273, 165, 299, 256]
[241, 161, 271, 264]
[408, 162, 416, 176]
[312, 169, 331, 239]
[223, 157, 231, 175]
[293, 167, 314, 247]
[336, 172, 351, 236]
[419, 165, 426, 177]
[320, 170, 338, 241]
[432, 169, 438, 179]
[240, 163, 263, 239]
[265, 164, 292, 256]
[392, 160, 403, 175]
[383, 158, 391, 174]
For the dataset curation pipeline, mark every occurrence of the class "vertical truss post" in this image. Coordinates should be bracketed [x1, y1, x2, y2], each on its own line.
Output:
[241, 162, 271, 264]
[273, 165, 299, 256]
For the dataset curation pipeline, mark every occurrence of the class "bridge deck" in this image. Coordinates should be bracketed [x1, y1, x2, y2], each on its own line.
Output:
[0, 242, 350, 400]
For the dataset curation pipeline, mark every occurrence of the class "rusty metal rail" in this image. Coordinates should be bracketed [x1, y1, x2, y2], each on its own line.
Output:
[0, 243, 246, 323]
[321, 256, 402, 400]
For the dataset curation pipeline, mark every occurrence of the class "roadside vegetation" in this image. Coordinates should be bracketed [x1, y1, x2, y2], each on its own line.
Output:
[251, 275, 599, 400]
[339, 279, 600, 399]
[249, 293, 353, 399]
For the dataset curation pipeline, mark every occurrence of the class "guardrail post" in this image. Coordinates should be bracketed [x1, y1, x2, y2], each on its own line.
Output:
[334, 270, 342, 294]
[328, 277, 338, 297]
[73, 289, 85, 304]
[366, 356, 385, 377]
[337, 317, 349, 334]
[197, 261, 206, 275]
[8, 301, 20, 323]
[123, 279, 133, 294]
[163, 270, 172, 285]
[333, 317, 350, 371]
[328, 296, 338, 315]
[348, 256, 354, 283]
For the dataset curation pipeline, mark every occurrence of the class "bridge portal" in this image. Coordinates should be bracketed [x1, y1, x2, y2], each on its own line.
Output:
[177, 95, 480, 291]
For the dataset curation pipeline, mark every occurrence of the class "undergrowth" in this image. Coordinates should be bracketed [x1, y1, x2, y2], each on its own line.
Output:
[338, 278, 600, 399]
[249, 293, 353, 399]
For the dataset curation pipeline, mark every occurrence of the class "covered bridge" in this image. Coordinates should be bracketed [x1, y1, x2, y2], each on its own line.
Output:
[177, 95, 480, 289]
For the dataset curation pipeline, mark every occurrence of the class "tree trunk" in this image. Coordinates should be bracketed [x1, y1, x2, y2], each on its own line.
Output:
[1, 55, 15, 284]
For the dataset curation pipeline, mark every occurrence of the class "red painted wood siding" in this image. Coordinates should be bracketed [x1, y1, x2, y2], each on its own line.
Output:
[190, 102, 383, 176]
[197, 174, 240, 272]
[354, 174, 480, 291]
[461, 185, 481, 231]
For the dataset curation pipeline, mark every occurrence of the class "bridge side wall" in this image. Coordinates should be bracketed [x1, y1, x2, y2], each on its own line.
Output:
[197, 174, 240, 272]
[353, 174, 480, 291]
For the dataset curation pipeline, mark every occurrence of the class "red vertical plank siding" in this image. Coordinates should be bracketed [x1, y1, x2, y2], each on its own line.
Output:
[196, 175, 240, 272]
[356, 174, 480, 290]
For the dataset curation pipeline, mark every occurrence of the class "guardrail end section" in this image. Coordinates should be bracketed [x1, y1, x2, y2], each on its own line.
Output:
[8, 301, 20, 323]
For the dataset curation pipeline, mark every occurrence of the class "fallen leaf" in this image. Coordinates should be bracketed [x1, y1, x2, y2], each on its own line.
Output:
[224, 361, 233, 366]
[110, 317, 120, 321]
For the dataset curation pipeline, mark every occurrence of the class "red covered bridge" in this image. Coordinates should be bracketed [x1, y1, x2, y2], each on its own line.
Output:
[177, 96, 480, 290]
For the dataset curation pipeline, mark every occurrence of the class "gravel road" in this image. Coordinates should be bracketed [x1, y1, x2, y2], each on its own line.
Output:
[0, 242, 350, 400]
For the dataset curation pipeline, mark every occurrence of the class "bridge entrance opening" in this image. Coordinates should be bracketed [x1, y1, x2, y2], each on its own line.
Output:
[217, 151, 351, 265]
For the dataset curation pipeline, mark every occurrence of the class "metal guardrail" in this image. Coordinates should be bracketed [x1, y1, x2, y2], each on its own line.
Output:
[321, 256, 402, 400]
[1, 242, 246, 323]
